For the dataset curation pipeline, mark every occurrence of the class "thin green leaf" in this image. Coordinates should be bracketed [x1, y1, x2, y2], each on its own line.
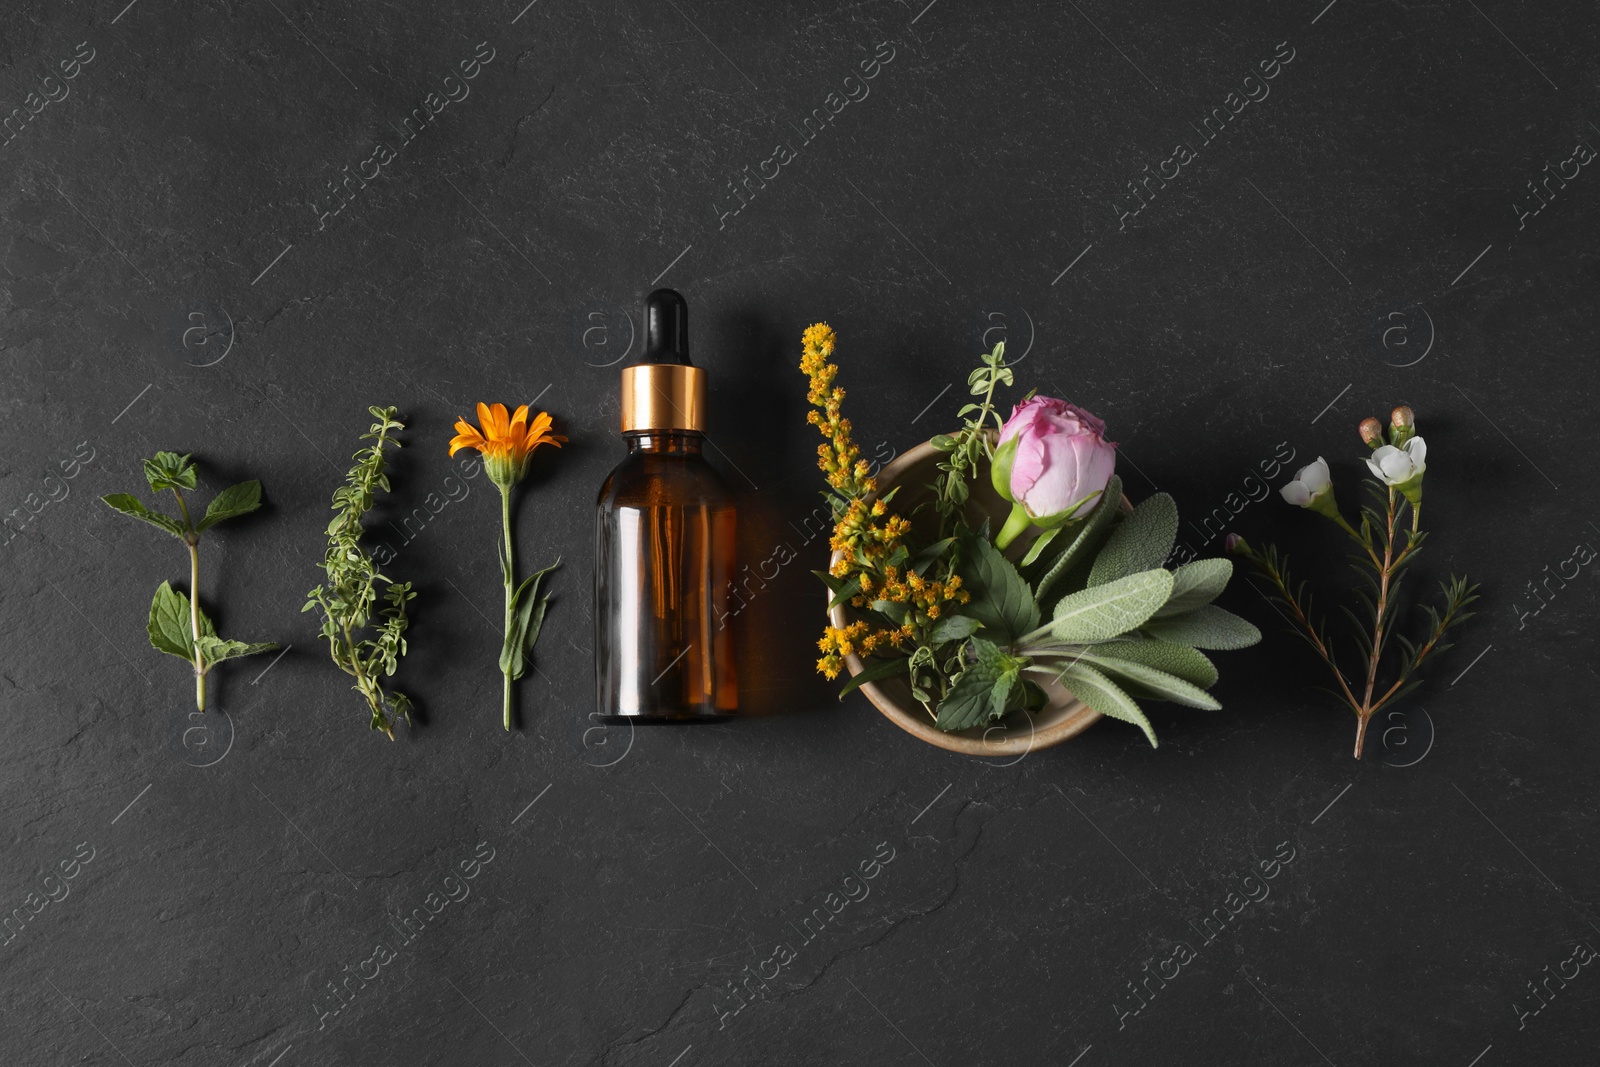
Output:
[1060, 662, 1157, 747]
[927, 614, 980, 644]
[837, 654, 909, 698]
[1032, 476, 1122, 604]
[1018, 524, 1063, 568]
[1075, 653, 1221, 709]
[1089, 639, 1218, 688]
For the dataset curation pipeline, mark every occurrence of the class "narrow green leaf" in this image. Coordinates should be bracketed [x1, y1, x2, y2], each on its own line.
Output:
[1087, 492, 1178, 586]
[989, 668, 1020, 721]
[1049, 568, 1174, 644]
[1142, 605, 1262, 650]
[1089, 639, 1218, 688]
[1032, 476, 1122, 604]
[195, 480, 263, 532]
[1018, 525, 1063, 568]
[102, 494, 188, 538]
[837, 654, 908, 698]
[1060, 662, 1158, 747]
[1154, 557, 1233, 617]
[1075, 652, 1221, 709]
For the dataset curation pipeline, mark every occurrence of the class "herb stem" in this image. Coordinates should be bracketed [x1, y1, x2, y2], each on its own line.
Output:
[172, 487, 207, 711]
[1355, 488, 1399, 758]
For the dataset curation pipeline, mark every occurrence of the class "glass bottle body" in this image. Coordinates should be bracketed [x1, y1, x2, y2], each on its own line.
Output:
[595, 432, 737, 722]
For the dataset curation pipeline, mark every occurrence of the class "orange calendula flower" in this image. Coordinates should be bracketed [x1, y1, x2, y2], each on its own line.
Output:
[450, 402, 567, 488]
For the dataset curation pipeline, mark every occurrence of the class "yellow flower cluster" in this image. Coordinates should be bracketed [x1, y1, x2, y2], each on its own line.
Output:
[802, 323, 970, 681]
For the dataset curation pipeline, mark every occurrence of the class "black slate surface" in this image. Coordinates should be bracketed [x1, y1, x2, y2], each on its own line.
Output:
[2, 1, 1597, 1065]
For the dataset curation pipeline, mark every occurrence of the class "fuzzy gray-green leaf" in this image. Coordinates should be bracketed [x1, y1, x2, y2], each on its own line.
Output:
[1049, 568, 1174, 644]
[1155, 557, 1234, 617]
[1087, 492, 1178, 586]
[1142, 604, 1262, 649]
[1060, 662, 1158, 747]
[1076, 652, 1221, 709]
[1088, 639, 1218, 688]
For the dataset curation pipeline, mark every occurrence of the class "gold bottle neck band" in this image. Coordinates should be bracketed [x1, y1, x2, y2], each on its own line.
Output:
[620, 363, 705, 433]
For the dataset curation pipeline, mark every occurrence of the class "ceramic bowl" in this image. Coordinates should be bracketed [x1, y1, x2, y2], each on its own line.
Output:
[827, 438, 1122, 756]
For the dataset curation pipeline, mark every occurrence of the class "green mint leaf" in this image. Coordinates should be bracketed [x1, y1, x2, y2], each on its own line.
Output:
[1049, 568, 1174, 644]
[143, 451, 198, 492]
[195, 480, 263, 533]
[1032, 475, 1122, 605]
[1087, 491, 1178, 587]
[147, 581, 198, 659]
[1155, 558, 1234, 617]
[1060, 662, 1158, 747]
[102, 494, 188, 539]
[957, 529, 1039, 643]
[1076, 652, 1221, 709]
[935, 639, 1009, 731]
[1088, 639, 1218, 688]
[1141, 604, 1262, 649]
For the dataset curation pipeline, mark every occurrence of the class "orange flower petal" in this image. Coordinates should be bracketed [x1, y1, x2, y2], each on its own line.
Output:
[448, 433, 485, 456]
[489, 403, 511, 438]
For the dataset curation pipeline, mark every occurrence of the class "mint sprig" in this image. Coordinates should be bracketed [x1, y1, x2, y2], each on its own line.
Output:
[102, 452, 277, 710]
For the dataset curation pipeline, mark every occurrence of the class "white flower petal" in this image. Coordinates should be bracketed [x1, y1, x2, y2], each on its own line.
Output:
[1299, 457, 1332, 494]
[1281, 481, 1312, 506]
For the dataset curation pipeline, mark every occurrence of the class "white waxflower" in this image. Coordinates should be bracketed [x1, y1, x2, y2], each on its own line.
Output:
[1280, 457, 1333, 507]
[1366, 437, 1426, 486]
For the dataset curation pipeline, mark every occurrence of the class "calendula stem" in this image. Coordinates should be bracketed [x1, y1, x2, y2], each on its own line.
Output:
[501, 485, 515, 732]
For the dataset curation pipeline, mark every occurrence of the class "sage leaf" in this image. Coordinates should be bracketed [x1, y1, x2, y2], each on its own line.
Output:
[102, 494, 188, 539]
[143, 451, 197, 492]
[1087, 492, 1177, 587]
[1142, 604, 1262, 650]
[1154, 557, 1233, 617]
[1032, 475, 1122, 605]
[957, 529, 1039, 642]
[195, 480, 263, 533]
[1076, 652, 1221, 709]
[1088, 638, 1218, 688]
[1060, 662, 1158, 747]
[1050, 568, 1174, 644]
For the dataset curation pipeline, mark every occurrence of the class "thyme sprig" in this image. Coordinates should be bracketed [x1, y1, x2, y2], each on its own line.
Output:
[304, 406, 416, 739]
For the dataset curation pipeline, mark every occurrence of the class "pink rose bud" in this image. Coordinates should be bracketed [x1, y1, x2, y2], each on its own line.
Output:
[991, 396, 1116, 548]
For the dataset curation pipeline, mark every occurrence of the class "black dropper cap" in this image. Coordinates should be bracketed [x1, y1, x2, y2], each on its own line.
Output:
[643, 288, 692, 366]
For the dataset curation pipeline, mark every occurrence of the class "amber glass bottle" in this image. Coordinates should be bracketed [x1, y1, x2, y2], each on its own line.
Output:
[594, 289, 737, 722]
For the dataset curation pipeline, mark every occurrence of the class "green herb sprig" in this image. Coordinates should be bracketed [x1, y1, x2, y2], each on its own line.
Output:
[304, 406, 416, 739]
[102, 452, 277, 710]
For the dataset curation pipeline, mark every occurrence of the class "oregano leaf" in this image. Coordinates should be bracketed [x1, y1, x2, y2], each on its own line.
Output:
[143, 452, 198, 492]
